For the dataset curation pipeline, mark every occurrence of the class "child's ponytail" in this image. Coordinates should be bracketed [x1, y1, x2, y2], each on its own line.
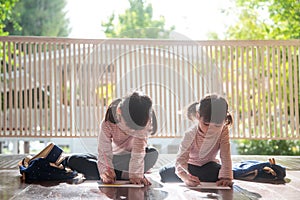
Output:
[151, 110, 158, 135]
[104, 98, 122, 123]
[187, 102, 200, 121]
[225, 111, 233, 126]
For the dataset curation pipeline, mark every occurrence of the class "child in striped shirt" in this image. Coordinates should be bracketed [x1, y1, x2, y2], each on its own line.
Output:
[97, 91, 158, 186]
[64, 92, 158, 185]
[159, 94, 233, 187]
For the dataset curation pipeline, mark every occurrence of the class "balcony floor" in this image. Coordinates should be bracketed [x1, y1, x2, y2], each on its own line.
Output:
[1, 154, 300, 200]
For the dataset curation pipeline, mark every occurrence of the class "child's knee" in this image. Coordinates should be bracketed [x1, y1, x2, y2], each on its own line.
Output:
[146, 147, 159, 163]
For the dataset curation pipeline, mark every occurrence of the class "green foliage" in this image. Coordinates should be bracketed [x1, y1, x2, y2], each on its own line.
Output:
[102, 0, 175, 38]
[1, 0, 70, 93]
[222, 0, 300, 155]
[0, 0, 19, 36]
[4, 0, 70, 37]
[268, 0, 300, 39]
[224, 0, 300, 39]
[225, 8, 271, 39]
[234, 139, 300, 155]
[0, 0, 20, 76]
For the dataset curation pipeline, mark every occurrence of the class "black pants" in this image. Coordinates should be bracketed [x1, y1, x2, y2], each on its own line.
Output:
[64, 147, 159, 180]
[159, 161, 221, 182]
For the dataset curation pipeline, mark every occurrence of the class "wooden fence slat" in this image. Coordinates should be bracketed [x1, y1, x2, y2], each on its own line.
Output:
[0, 37, 299, 139]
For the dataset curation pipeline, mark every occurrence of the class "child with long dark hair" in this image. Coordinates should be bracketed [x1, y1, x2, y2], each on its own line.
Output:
[65, 91, 158, 186]
[159, 94, 233, 187]
[97, 91, 158, 185]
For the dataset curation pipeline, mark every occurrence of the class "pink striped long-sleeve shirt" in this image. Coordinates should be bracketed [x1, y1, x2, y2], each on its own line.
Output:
[175, 124, 233, 180]
[97, 120, 150, 179]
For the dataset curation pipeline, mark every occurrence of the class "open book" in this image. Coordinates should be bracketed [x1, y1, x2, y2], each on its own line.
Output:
[97, 180, 144, 188]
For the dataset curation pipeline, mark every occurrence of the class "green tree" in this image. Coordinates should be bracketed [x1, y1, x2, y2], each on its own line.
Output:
[224, 8, 270, 39]
[1, 0, 20, 111]
[222, 0, 300, 155]
[224, 0, 300, 40]
[1, 0, 20, 73]
[0, 0, 19, 36]
[4, 0, 70, 37]
[267, 0, 300, 39]
[102, 0, 175, 38]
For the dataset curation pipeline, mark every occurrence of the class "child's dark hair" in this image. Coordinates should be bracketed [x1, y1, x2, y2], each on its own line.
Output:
[187, 94, 233, 126]
[105, 91, 157, 134]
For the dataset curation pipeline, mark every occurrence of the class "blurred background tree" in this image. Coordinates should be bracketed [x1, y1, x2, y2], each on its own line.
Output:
[0, 0, 20, 36]
[0, 0, 20, 77]
[4, 0, 70, 36]
[216, 0, 300, 155]
[1, 0, 71, 111]
[100, 0, 175, 106]
[102, 0, 175, 38]
[224, 0, 300, 40]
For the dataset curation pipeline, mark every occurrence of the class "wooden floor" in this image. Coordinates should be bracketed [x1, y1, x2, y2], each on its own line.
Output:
[1, 154, 300, 200]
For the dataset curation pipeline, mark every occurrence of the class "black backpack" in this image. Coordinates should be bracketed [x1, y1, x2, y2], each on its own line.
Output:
[233, 158, 286, 184]
[18, 143, 77, 183]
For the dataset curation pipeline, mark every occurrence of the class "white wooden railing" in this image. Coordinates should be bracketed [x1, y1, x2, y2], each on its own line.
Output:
[0, 36, 299, 139]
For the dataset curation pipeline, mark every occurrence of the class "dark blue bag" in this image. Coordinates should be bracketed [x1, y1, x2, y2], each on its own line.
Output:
[19, 158, 77, 182]
[233, 159, 286, 184]
[18, 143, 77, 182]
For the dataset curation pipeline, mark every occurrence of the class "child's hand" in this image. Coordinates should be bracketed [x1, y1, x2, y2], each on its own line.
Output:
[216, 178, 233, 187]
[100, 168, 116, 183]
[180, 173, 201, 187]
[130, 176, 152, 186]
